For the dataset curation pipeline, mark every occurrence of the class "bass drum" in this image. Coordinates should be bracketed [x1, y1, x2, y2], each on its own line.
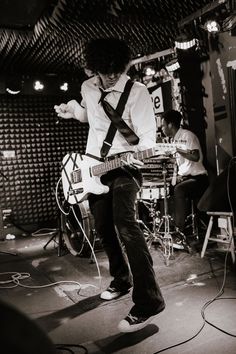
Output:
[62, 200, 97, 257]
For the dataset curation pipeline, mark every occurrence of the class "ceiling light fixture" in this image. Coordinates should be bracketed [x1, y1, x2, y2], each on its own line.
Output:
[5, 77, 22, 94]
[175, 35, 199, 50]
[60, 82, 68, 91]
[33, 80, 44, 91]
[6, 88, 21, 95]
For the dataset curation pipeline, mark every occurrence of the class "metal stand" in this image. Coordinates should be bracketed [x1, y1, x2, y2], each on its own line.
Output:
[155, 161, 174, 265]
[137, 160, 175, 265]
[137, 199, 163, 249]
[43, 212, 65, 257]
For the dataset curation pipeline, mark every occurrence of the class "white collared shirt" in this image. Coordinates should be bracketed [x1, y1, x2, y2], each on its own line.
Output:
[72, 73, 156, 158]
[174, 128, 207, 176]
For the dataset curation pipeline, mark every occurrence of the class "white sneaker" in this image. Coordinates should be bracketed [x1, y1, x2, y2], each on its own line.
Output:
[100, 286, 130, 301]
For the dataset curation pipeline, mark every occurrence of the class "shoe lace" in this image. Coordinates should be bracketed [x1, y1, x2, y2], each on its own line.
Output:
[127, 313, 138, 322]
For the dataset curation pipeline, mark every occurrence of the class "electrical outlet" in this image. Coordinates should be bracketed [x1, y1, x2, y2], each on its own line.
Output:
[218, 217, 227, 229]
[2, 209, 12, 221]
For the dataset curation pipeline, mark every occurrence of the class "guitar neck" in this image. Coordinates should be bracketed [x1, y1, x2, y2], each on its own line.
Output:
[90, 142, 182, 177]
[91, 148, 155, 176]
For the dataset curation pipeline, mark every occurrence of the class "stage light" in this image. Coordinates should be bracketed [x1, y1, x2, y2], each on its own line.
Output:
[165, 58, 180, 72]
[144, 67, 155, 76]
[33, 80, 44, 91]
[204, 19, 221, 33]
[60, 82, 68, 91]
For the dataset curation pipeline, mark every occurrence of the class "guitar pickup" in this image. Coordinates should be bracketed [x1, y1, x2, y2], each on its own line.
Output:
[71, 169, 82, 184]
[68, 188, 84, 196]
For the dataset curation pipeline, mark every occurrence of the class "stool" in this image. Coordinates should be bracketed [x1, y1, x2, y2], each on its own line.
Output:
[201, 211, 235, 263]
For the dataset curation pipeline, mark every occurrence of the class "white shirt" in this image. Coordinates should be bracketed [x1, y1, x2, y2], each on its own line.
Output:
[174, 128, 207, 176]
[72, 73, 156, 158]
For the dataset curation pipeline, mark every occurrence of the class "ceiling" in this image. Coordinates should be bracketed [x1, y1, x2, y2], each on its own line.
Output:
[0, 0, 234, 76]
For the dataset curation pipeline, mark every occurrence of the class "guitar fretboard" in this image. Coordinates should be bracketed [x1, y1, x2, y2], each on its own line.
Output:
[92, 148, 155, 176]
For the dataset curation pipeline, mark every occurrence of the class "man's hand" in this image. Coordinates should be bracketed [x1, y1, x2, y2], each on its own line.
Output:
[122, 153, 144, 168]
[54, 100, 78, 119]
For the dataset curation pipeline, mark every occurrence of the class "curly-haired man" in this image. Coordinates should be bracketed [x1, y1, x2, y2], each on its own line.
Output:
[55, 38, 165, 333]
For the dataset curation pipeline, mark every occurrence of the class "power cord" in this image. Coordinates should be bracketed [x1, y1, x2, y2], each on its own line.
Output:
[201, 250, 236, 338]
[0, 271, 98, 292]
[153, 251, 234, 353]
[55, 343, 88, 353]
[153, 157, 236, 353]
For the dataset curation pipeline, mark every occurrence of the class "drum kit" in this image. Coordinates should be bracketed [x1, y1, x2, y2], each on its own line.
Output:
[137, 155, 176, 265]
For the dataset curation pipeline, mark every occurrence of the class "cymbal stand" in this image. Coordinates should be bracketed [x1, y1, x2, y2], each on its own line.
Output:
[156, 162, 174, 265]
[137, 200, 163, 250]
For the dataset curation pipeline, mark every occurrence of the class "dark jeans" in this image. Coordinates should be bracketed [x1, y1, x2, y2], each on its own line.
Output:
[173, 174, 209, 231]
[89, 167, 165, 317]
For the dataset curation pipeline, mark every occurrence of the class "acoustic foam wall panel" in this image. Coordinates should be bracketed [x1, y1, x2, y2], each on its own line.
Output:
[0, 94, 88, 227]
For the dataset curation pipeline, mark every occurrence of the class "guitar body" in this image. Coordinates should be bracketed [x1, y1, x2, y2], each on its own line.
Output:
[61, 153, 109, 204]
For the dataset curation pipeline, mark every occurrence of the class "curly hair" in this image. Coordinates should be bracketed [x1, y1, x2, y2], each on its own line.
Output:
[84, 38, 131, 75]
[162, 109, 182, 128]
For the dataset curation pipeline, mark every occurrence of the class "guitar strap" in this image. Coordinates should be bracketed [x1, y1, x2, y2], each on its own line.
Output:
[100, 79, 139, 158]
[61, 152, 81, 204]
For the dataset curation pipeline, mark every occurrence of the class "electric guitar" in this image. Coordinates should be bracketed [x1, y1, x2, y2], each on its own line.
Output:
[61, 143, 184, 204]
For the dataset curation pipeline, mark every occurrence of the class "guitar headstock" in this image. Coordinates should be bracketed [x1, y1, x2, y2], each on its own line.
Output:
[155, 142, 186, 156]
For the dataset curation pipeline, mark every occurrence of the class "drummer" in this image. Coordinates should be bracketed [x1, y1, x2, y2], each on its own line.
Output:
[161, 109, 209, 251]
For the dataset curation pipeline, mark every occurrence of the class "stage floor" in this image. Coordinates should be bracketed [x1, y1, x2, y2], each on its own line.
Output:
[0, 231, 236, 354]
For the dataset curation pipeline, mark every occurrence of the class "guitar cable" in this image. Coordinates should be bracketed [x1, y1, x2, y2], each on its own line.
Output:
[55, 177, 102, 290]
[71, 207, 102, 289]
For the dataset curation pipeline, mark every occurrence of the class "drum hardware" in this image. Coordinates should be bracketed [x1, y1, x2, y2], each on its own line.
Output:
[43, 200, 98, 259]
[137, 157, 176, 265]
[136, 199, 163, 249]
[155, 159, 174, 265]
[137, 218, 162, 250]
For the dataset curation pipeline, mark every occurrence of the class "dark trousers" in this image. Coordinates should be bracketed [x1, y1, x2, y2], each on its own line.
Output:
[173, 174, 209, 231]
[89, 167, 165, 317]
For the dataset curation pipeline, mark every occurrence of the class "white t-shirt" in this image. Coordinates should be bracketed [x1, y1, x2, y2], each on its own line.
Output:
[174, 128, 207, 176]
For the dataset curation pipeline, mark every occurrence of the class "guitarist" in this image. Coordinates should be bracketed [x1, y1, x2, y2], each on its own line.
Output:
[54, 38, 165, 333]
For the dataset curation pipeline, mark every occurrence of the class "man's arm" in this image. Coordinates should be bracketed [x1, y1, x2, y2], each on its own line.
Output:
[54, 99, 88, 122]
[176, 147, 200, 162]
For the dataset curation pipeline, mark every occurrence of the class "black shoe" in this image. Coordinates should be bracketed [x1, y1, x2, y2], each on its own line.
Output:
[118, 313, 155, 332]
[172, 229, 192, 252]
[118, 304, 165, 333]
[172, 234, 185, 250]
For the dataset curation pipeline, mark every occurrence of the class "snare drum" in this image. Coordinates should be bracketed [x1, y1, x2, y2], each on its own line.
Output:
[137, 181, 169, 200]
